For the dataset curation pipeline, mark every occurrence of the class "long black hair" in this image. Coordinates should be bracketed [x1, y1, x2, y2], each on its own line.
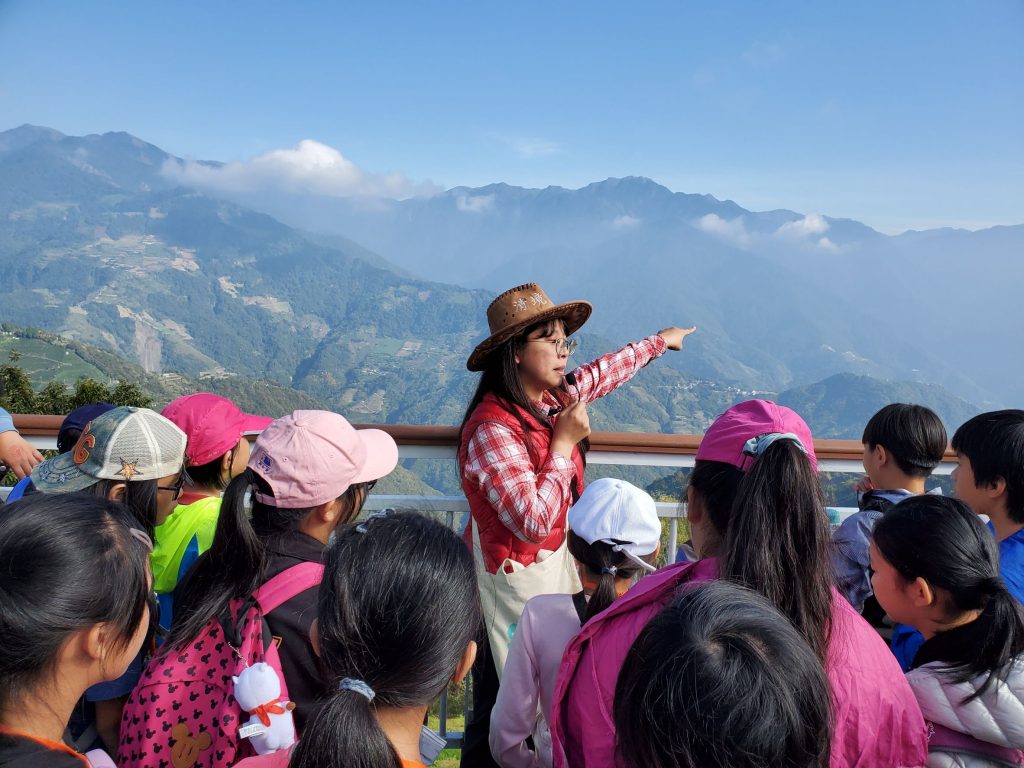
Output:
[873, 494, 1024, 700]
[0, 494, 151, 713]
[87, 478, 160, 538]
[168, 469, 369, 651]
[614, 580, 832, 768]
[689, 440, 834, 662]
[567, 532, 655, 623]
[459, 319, 586, 462]
[289, 511, 480, 768]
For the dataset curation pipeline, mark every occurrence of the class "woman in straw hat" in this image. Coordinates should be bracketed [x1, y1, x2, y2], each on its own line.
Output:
[457, 282, 694, 768]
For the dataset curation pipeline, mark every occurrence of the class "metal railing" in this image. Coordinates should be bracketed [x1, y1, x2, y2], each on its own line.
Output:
[2, 415, 959, 748]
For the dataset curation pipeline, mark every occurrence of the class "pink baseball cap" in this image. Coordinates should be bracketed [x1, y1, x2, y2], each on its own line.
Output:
[162, 393, 273, 467]
[248, 410, 399, 508]
[696, 400, 818, 473]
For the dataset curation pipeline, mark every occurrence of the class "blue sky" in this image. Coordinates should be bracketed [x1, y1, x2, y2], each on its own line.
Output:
[1, 1, 1021, 232]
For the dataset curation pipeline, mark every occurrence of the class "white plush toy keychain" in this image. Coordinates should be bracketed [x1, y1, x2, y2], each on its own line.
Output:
[233, 662, 297, 754]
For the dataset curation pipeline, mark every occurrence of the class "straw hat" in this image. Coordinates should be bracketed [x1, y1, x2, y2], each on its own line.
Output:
[466, 283, 592, 371]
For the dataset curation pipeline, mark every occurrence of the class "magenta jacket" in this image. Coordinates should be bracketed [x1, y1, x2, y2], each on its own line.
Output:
[549, 558, 928, 768]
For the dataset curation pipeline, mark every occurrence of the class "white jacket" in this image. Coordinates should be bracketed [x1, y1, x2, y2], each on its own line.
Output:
[906, 658, 1024, 767]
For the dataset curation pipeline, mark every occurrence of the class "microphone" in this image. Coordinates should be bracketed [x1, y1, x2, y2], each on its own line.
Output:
[564, 371, 580, 401]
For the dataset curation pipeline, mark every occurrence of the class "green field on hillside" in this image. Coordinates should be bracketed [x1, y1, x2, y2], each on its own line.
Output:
[0, 335, 106, 385]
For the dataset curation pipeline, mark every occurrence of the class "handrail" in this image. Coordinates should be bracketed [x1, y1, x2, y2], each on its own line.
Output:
[7, 413, 959, 465]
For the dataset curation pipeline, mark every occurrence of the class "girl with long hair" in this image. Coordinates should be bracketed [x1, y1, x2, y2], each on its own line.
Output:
[233, 511, 481, 768]
[871, 494, 1024, 764]
[0, 494, 153, 767]
[168, 411, 398, 732]
[550, 399, 928, 768]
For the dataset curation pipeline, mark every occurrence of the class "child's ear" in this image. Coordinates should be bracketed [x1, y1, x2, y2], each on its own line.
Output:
[875, 444, 889, 467]
[686, 486, 702, 525]
[452, 640, 477, 685]
[908, 576, 935, 609]
[987, 476, 1008, 501]
[106, 483, 127, 502]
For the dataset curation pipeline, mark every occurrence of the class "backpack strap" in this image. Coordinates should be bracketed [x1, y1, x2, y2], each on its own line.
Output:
[255, 562, 325, 614]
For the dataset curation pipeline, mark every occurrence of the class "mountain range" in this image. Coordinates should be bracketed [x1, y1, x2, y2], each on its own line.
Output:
[0, 124, 1008, 448]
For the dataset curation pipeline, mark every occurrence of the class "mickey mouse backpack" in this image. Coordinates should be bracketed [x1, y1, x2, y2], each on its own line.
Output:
[118, 562, 323, 768]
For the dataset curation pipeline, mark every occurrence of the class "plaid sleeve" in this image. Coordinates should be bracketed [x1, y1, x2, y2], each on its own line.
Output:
[572, 334, 667, 403]
[831, 512, 875, 612]
[464, 421, 576, 544]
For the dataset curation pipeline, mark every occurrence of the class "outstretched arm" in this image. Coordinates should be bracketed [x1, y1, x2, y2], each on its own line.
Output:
[572, 326, 696, 403]
[0, 409, 44, 479]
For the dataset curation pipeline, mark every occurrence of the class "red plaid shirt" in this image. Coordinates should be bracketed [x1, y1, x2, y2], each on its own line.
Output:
[463, 334, 668, 543]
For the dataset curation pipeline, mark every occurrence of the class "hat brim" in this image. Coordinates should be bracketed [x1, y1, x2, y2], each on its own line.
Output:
[30, 452, 98, 494]
[351, 428, 400, 483]
[466, 300, 592, 372]
[239, 414, 274, 435]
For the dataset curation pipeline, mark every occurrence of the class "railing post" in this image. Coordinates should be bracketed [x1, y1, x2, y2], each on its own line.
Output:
[667, 517, 678, 564]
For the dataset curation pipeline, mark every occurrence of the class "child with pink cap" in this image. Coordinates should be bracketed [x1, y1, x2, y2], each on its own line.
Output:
[163, 410, 399, 734]
[153, 393, 273, 630]
[549, 400, 928, 768]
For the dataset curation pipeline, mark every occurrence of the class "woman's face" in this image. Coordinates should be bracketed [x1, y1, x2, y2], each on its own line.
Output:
[515, 319, 571, 399]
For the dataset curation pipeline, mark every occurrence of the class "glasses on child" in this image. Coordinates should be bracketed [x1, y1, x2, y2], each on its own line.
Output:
[526, 337, 578, 356]
[157, 470, 188, 500]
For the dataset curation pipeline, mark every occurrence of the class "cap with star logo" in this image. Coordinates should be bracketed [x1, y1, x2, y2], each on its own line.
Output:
[31, 406, 187, 494]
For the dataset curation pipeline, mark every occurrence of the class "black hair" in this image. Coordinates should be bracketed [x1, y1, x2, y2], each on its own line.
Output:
[0, 494, 151, 713]
[614, 580, 832, 768]
[872, 494, 1024, 700]
[952, 409, 1024, 523]
[567, 531, 655, 623]
[459, 319, 587, 463]
[862, 403, 947, 478]
[87, 478, 160, 538]
[168, 469, 369, 652]
[689, 440, 834, 662]
[289, 511, 480, 768]
[185, 454, 230, 492]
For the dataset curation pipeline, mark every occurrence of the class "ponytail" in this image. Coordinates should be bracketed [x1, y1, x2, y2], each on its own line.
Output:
[873, 494, 1024, 700]
[168, 469, 314, 651]
[567, 531, 651, 622]
[291, 681, 399, 768]
[718, 440, 834, 662]
[291, 511, 479, 768]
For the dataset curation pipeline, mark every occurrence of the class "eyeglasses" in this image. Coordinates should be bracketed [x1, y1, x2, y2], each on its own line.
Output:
[157, 470, 188, 501]
[365, 479, 377, 492]
[525, 337, 578, 356]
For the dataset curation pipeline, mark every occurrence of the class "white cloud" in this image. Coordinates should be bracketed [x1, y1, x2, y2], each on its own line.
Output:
[612, 214, 641, 229]
[455, 193, 495, 213]
[817, 236, 839, 252]
[697, 213, 751, 246]
[775, 213, 830, 239]
[161, 139, 438, 200]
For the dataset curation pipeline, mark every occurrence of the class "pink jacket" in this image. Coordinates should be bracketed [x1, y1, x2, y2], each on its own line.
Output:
[550, 558, 928, 768]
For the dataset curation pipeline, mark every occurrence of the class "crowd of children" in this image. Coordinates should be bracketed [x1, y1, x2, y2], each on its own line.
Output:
[1, 281, 1023, 768]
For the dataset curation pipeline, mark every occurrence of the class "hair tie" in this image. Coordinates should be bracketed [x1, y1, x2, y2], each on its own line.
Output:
[601, 566, 618, 576]
[742, 432, 808, 460]
[339, 678, 375, 702]
[128, 528, 154, 552]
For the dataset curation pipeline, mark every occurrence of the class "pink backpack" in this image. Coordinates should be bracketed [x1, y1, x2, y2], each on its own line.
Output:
[118, 562, 324, 768]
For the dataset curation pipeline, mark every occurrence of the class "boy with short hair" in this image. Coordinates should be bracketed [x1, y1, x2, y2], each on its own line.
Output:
[833, 403, 947, 613]
[950, 409, 1024, 602]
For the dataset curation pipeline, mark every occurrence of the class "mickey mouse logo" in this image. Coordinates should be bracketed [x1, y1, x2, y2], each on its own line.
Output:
[73, 425, 96, 465]
[170, 723, 212, 768]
